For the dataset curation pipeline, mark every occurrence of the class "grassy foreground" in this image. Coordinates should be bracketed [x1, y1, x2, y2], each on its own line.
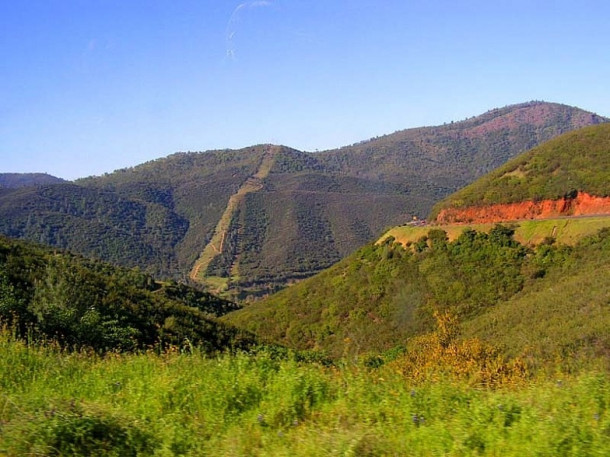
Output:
[1, 332, 608, 456]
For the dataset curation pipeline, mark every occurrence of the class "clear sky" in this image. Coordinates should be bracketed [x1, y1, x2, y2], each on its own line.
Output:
[1, 1, 609, 180]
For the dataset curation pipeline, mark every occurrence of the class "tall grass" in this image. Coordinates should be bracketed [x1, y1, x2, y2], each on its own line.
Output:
[1, 331, 608, 456]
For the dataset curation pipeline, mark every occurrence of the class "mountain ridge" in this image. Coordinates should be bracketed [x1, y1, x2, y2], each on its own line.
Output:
[0, 101, 607, 297]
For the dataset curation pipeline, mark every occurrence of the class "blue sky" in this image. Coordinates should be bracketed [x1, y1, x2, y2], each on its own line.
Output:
[1, 1, 609, 180]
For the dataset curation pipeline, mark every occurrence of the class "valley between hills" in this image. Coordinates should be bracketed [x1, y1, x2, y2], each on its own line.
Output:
[1, 103, 610, 455]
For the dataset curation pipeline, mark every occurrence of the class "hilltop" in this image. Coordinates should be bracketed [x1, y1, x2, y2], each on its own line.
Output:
[0, 173, 65, 188]
[318, 100, 607, 187]
[430, 123, 610, 223]
[0, 101, 607, 297]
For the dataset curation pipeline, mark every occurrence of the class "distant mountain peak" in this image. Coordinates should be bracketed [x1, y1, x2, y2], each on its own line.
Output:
[0, 173, 66, 188]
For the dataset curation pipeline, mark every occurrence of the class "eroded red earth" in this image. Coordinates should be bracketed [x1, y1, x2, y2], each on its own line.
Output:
[436, 192, 610, 224]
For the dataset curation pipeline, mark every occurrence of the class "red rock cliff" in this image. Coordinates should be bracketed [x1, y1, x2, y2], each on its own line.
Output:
[435, 192, 610, 224]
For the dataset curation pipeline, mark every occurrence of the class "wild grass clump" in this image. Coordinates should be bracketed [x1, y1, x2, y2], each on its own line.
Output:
[3, 401, 158, 457]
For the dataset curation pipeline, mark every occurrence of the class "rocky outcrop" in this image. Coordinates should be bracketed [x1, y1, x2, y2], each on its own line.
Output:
[435, 192, 610, 224]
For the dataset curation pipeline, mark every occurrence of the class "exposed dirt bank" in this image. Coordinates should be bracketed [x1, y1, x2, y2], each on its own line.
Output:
[435, 192, 610, 224]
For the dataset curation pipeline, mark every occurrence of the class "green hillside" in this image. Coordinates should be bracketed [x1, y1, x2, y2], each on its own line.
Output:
[224, 121, 610, 359]
[0, 184, 189, 278]
[224, 225, 610, 361]
[383, 215, 610, 246]
[0, 102, 607, 297]
[464, 228, 610, 366]
[0, 236, 255, 353]
[430, 123, 610, 219]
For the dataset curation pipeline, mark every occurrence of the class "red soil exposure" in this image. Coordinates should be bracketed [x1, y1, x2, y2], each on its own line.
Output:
[436, 192, 610, 224]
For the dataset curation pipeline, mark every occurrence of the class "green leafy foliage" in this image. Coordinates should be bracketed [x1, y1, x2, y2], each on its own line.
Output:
[225, 227, 610, 362]
[6, 403, 158, 457]
[465, 227, 610, 367]
[0, 236, 254, 353]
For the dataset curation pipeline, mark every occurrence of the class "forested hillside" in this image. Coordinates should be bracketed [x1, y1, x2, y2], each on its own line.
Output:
[431, 123, 610, 219]
[0, 236, 254, 353]
[318, 101, 606, 185]
[0, 102, 606, 297]
[224, 225, 610, 362]
[225, 124, 610, 359]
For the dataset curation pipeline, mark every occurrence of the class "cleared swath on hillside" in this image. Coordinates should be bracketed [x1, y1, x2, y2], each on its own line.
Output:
[189, 146, 279, 293]
[0, 102, 607, 297]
